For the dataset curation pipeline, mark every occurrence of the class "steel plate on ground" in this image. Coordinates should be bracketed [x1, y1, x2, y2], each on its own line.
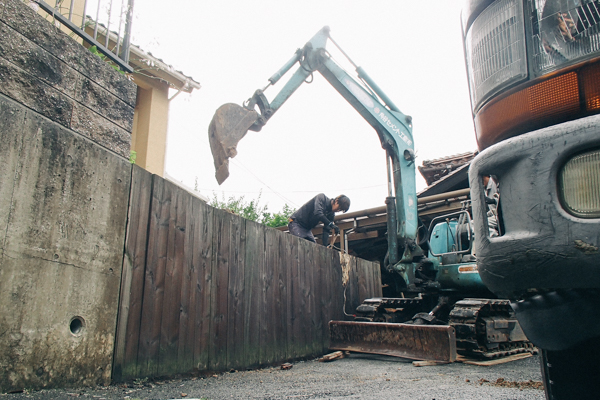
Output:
[329, 320, 457, 362]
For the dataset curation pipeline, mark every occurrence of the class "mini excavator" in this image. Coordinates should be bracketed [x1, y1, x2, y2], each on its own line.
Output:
[208, 26, 533, 362]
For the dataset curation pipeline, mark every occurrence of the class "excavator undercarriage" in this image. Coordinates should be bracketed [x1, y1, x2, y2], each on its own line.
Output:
[329, 297, 534, 362]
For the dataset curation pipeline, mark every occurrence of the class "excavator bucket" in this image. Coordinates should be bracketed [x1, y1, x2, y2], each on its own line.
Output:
[208, 103, 258, 184]
[329, 321, 457, 362]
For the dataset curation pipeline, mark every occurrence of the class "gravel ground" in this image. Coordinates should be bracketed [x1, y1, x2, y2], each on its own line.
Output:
[1, 353, 545, 400]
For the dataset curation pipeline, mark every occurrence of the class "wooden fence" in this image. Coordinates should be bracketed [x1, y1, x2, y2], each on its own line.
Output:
[112, 166, 382, 381]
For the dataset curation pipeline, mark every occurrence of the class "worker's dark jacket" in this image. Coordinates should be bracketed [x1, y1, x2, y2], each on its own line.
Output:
[290, 193, 334, 230]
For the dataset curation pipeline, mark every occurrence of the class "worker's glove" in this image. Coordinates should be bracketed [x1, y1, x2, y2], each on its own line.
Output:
[328, 222, 340, 235]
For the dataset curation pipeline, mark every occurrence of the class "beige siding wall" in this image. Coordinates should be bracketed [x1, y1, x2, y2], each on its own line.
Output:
[131, 74, 170, 176]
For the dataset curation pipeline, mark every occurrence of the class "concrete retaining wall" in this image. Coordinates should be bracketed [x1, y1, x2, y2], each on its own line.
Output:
[0, 0, 382, 393]
[0, 0, 136, 158]
[0, 0, 135, 391]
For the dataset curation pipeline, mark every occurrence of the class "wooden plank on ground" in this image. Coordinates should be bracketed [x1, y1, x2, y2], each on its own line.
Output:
[113, 165, 152, 381]
[412, 360, 451, 367]
[456, 352, 534, 366]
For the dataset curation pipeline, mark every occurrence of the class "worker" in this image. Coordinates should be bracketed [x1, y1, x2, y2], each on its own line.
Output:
[288, 194, 350, 245]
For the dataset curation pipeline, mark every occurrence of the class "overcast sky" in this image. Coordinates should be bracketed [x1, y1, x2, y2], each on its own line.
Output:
[127, 1, 477, 213]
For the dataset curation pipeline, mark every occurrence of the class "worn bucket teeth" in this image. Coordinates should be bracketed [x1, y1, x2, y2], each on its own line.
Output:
[208, 103, 258, 184]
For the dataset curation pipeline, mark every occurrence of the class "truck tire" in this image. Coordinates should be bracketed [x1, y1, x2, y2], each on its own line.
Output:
[541, 336, 600, 400]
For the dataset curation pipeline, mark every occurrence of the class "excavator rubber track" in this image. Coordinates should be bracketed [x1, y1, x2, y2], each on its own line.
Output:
[354, 297, 424, 322]
[449, 298, 536, 358]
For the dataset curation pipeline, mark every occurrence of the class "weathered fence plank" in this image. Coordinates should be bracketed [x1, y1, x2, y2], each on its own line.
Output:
[227, 215, 245, 370]
[177, 192, 195, 373]
[116, 176, 381, 380]
[158, 183, 187, 376]
[330, 251, 345, 323]
[284, 233, 299, 361]
[318, 248, 333, 350]
[266, 228, 283, 364]
[137, 176, 169, 377]
[297, 239, 310, 357]
[278, 231, 291, 361]
[210, 209, 231, 371]
[193, 200, 213, 372]
[113, 165, 152, 381]
[243, 220, 264, 369]
[310, 245, 323, 357]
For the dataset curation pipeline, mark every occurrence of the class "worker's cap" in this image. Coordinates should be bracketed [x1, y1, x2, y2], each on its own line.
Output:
[335, 195, 350, 213]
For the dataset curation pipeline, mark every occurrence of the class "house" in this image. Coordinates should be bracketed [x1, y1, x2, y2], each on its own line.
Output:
[29, 0, 201, 177]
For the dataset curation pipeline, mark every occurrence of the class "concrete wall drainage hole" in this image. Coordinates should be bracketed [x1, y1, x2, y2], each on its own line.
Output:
[69, 316, 85, 336]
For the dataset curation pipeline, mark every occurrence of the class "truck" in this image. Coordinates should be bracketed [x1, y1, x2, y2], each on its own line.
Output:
[461, 0, 600, 398]
[208, 26, 532, 363]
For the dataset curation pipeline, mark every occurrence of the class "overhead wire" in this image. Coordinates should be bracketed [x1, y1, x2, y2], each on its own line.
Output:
[230, 158, 299, 207]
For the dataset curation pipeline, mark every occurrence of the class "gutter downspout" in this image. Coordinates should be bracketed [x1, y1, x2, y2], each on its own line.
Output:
[168, 78, 190, 102]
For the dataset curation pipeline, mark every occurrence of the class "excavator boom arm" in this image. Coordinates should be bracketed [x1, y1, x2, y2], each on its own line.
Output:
[209, 26, 418, 245]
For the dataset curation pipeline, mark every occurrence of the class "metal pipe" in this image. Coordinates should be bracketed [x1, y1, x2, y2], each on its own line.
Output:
[104, 0, 111, 48]
[68, 0, 74, 21]
[80, 0, 88, 29]
[386, 196, 399, 265]
[119, 0, 134, 63]
[268, 49, 302, 85]
[386, 153, 394, 198]
[356, 67, 400, 112]
[93, 0, 100, 40]
[333, 188, 471, 222]
[328, 32, 359, 69]
[115, 0, 126, 56]
[168, 79, 189, 102]
[418, 188, 470, 204]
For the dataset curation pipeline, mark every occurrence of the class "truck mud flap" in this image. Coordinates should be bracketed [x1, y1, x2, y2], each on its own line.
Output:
[329, 320, 457, 362]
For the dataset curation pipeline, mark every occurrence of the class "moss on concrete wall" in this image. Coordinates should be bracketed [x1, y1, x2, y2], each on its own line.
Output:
[0, 0, 135, 392]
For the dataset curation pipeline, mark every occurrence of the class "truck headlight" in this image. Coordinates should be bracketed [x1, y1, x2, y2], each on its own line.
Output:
[463, 1, 600, 150]
[464, 0, 527, 111]
[559, 148, 600, 218]
[533, 0, 600, 76]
